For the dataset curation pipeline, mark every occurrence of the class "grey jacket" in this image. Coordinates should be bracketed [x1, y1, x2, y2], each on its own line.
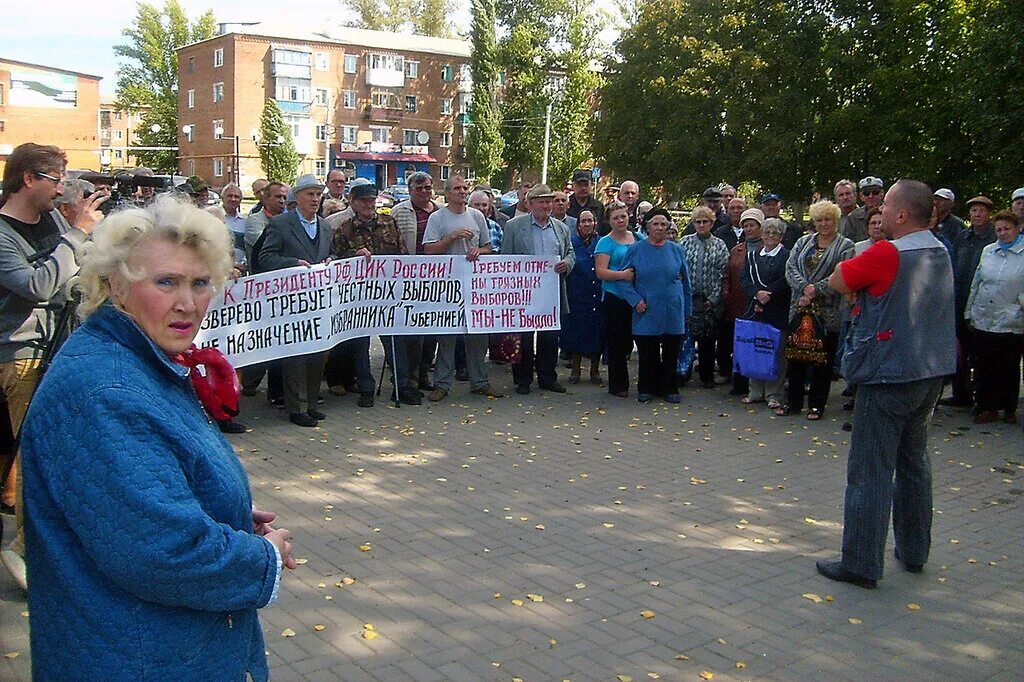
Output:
[243, 209, 271, 263]
[785, 233, 855, 332]
[391, 199, 442, 256]
[501, 214, 576, 314]
[258, 211, 333, 271]
[0, 210, 87, 361]
[965, 239, 1024, 335]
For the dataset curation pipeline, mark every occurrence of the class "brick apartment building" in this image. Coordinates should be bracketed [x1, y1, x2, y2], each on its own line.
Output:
[177, 23, 473, 193]
[98, 97, 145, 170]
[0, 58, 103, 175]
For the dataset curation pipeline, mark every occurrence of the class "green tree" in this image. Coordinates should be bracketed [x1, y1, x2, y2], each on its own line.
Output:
[465, 0, 505, 182]
[341, 0, 454, 36]
[258, 99, 300, 184]
[114, 0, 215, 171]
[547, 0, 602, 186]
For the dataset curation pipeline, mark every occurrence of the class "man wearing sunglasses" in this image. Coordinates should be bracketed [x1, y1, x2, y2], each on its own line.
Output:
[0, 143, 105, 591]
[842, 176, 884, 241]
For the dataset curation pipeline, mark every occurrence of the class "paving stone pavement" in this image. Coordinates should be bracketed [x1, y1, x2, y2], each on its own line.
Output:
[2, 356, 1022, 681]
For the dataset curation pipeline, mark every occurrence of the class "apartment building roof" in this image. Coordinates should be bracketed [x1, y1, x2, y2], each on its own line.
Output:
[0, 57, 102, 81]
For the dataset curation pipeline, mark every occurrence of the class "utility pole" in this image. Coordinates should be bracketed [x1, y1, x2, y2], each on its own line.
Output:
[541, 100, 552, 185]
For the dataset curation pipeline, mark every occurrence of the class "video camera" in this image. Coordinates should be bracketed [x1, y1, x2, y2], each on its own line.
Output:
[78, 172, 170, 214]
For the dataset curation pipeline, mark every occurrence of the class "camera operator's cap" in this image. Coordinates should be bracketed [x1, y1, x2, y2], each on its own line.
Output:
[933, 188, 955, 202]
[187, 175, 209, 192]
[702, 186, 723, 199]
[760, 191, 782, 203]
[526, 184, 556, 200]
[740, 208, 765, 226]
[293, 173, 325, 193]
[1012, 187, 1024, 201]
[965, 195, 994, 209]
[571, 169, 592, 183]
[858, 176, 884, 190]
[174, 182, 197, 196]
[350, 183, 378, 201]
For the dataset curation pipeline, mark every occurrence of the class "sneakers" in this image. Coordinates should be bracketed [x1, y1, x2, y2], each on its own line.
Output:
[0, 549, 26, 592]
[428, 388, 448, 402]
[471, 383, 504, 398]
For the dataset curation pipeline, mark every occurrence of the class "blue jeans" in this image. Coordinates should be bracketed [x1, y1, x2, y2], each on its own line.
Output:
[840, 378, 943, 580]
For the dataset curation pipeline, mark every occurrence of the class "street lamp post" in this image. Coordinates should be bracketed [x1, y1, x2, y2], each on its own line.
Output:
[215, 126, 241, 185]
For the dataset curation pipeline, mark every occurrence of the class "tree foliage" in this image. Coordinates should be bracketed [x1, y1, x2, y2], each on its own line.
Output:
[465, 0, 505, 183]
[341, 0, 455, 37]
[114, 0, 215, 171]
[258, 99, 300, 184]
[595, 0, 1024, 203]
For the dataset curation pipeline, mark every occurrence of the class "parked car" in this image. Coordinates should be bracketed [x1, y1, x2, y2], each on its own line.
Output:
[499, 189, 518, 209]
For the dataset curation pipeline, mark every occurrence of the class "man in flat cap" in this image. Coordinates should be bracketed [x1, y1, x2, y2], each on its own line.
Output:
[941, 195, 997, 408]
[258, 173, 334, 427]
[501, 184, 576, 394]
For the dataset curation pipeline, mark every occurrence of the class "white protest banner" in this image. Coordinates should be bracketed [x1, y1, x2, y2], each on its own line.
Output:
[195, 255, 559, 368]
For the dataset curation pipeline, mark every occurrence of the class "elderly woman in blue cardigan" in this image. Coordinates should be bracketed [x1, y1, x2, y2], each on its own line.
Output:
[619, 208, 693, 403]
[20, 196, 295, 681]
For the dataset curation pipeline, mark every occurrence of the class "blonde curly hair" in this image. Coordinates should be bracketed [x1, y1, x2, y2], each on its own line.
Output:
[76, 194, 234, 318]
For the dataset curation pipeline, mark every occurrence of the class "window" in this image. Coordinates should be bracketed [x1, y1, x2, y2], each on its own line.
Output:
[344, 54, 358, 73]
[187, 159, 195, 176]
[275, 78, 310, 102]
[343, 90, 356, 109]
[213, 158, 224, 177]
[272, 49, 311, 65]
[213, 82, 224, 103]
[370, 126, 389, 143]
[371, 90, 400, 109]
[405, 61, 419, 78]
[440, 165, 451, 181]
[187, 89, 195, 109]
[114, 111, 122, 121]
[342, 125, 357, 143]
[315, 160, 326, 177]
[114, 150, 123, 160]
[441, 64, 454, 81]
[440, 98, 452, 115]
[316, 52, 329, 71]
[214, 48, 224, 68]
[405, 95, 417, 113]
[315, 88, 328, 106]
[403, 129, 418, 146]
[459, 63, 471, 85]
[115, 130, 123, 140]
[367, 53, 405, 72]
[187, 56, 194, 74]
[0, 121, 5, 133]
[213, 119, 224, 139]
[440, 131, 452, 147]
[315, 124, 327, 141]
[183, 125, 194, 143]
[285, 116, 302, 138]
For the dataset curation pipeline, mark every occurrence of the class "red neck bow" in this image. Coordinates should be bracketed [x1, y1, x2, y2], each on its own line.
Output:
[174, 345, 241, 422]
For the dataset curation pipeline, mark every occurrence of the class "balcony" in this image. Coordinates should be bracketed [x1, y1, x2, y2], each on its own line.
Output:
[363, 106, 404, 123]
[277, 100, 311, 115]
[99, 130, 112, 146]
[270, 62, 311, 79]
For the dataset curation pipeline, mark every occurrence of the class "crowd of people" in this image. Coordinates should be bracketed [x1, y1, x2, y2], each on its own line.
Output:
[0, 138, 1020, 673]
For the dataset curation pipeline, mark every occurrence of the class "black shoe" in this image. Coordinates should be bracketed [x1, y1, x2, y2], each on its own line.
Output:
[841, 386, 855, 397]
[843, 400, 855, 411]
[701, 381, 715, 389]
[270, 396, 285, 407]
[515, 384, 531, 395]
[894, 548, 923, 573]
[418, 380, 435, 392]
[218, 419, 247, 434]
[307, 409, 326, 420]
[455, 368, 469, 381]
[540, 381, 567, 393]
[938, 397, 972, 408]
[241, 387, 259, 397]
[815, 559, 877, 589]
[398, 391, 422, 406]
[841, 422, 853, 432]
[289, 412, 318, 427]
[637, 393, 654, 403]
[0, 502, 14, 516]
[358, 393, 375, 408]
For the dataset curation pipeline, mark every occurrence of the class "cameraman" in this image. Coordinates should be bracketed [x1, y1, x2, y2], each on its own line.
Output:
[54, 178, 97, 226]
[0, 143, 105, 591]
[132, 167, 157, 206]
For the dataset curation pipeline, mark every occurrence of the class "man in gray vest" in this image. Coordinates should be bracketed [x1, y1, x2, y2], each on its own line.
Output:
[817, 179, 955, 588]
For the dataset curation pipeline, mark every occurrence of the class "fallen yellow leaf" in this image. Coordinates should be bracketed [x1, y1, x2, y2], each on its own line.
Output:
[358, 544, 372, 552]
[699, 672, 715, 680]
[549, 638, 557, 647]
[511, 598, 524, 606]
[294, 558, 308, 565]
[907, 603, 921, 611]
[363, 623, 375, 631]
[362, 630, 378, 640]
[535, 524, 546, 530]
[648, 673, 660, 680]
[735, 662, 746, 669]
[527, 593, 544, 602]
[675, 654, 690, 661]
[575, 582, 586, 589]
[802, 593, 823, 603]
[616, 676, 633, 682]
[640, 610, 656, 619]
[4, 652, 20, 659]
[342, 576, 356, 585]
[281, 628, 296, 638]
[848, 618, 862, 624]
[603, 522, 615, 528]
[313, 624, 326, 632]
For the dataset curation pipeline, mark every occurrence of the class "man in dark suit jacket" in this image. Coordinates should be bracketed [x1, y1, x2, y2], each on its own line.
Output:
[258, 174, 334, 427]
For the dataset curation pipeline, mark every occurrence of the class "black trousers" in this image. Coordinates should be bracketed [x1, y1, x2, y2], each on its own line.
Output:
[636, 334, 682, 397]
[603, 295, 633, 394]
[973, 329, 1024, 413]
[786, 331, 839, 412]
[513, 330, 559, 388]
[241, 360, 283, 402]
[695, 329, 717, 384]
[716, 318, 734, 378]
[951, 320, 975, 403]
[324, 340, 358, 388]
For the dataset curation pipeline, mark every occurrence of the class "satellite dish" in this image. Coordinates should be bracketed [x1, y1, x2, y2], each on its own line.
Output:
[416, 131, 430, 145]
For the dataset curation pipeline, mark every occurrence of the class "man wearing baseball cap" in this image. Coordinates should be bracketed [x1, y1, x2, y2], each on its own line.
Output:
[841, 176, 884, 241]
[566, 169, 605, 222]
[932, 188, 965, 243]
[1011, 187, 1024, 223]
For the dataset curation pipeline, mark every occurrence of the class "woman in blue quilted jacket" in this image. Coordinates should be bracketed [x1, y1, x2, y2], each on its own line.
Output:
[20, 195, 295, 681]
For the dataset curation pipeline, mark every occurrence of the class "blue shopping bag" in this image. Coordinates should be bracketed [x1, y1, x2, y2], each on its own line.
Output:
[677, 333, 696, 379]
[733, 318, 782, 381]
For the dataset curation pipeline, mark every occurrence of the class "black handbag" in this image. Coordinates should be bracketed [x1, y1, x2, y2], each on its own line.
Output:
[784, 309, 828, 365]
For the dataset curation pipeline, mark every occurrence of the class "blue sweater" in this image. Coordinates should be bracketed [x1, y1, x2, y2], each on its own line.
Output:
[22, 304, 278, 682]
[619, 239, 694, 336]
